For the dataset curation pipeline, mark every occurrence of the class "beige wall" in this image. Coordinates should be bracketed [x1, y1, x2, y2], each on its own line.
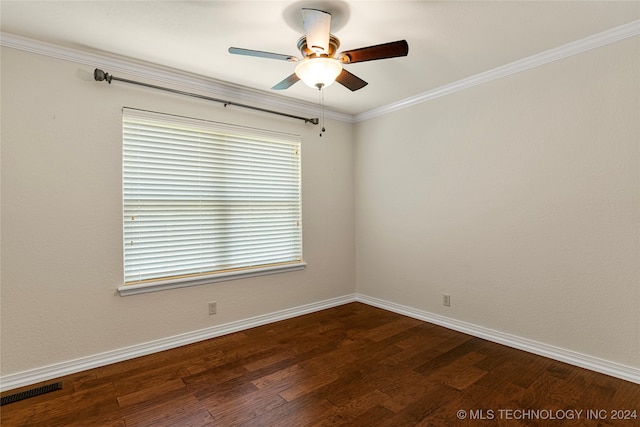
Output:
[0, 47, 355, 375]
[355, 37, 639, 368]
[2, 33, 639, 379]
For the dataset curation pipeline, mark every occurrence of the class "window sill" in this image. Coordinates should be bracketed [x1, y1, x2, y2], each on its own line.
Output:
[118, 262, 307, 296]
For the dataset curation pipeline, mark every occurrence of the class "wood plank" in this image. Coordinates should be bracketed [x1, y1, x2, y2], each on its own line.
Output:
[1, 302, 638, 426]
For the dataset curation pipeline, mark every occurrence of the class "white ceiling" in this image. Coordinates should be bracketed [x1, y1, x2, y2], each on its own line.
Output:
[1, 1, 638, 115]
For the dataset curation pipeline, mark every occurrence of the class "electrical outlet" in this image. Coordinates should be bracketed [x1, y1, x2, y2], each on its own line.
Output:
[443, 294, 451, 307]
[208, 302, 217, 315]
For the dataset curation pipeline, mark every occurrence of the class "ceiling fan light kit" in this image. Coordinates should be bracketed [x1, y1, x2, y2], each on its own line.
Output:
[295, 57, 343, 88]
[229, 7, 408, 92]
[228, 7, 408, 134]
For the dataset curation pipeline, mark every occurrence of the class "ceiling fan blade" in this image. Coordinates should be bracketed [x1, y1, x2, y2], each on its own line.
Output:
[338, 40, 409, 64]
[335, 69, 368, 91]
[229, 47, 298, 62]
[302, 8, 331, 54]
[272, 73, 300, 90]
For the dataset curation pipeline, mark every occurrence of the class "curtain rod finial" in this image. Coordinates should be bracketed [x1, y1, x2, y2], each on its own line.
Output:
[94, 68, 112, 84]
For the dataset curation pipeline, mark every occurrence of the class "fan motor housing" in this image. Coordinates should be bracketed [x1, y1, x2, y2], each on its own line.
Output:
[297, 34, 340, 58]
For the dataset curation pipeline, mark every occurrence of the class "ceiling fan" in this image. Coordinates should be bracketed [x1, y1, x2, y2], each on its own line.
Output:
[229, 8, 408, 92]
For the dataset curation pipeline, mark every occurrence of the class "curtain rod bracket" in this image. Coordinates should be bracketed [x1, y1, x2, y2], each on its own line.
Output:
[93, 68, 318, 125]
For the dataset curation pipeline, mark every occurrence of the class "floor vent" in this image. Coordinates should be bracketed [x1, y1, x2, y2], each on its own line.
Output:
[0, 382, 62, 406]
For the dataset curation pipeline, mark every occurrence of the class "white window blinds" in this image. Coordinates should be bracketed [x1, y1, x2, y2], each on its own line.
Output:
[122, 108, 302, 286]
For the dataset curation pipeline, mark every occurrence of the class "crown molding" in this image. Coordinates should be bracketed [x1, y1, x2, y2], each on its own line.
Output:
[3, 19, 639, 125]
[0, 32, 354, 124]
[355, 19, 640, 122]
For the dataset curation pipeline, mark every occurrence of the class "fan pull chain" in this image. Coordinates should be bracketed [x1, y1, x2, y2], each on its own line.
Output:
[318, 85, 326, 137]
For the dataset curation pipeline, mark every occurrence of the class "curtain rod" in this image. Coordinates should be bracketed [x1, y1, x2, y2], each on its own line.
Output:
[93, 69, 319, 125]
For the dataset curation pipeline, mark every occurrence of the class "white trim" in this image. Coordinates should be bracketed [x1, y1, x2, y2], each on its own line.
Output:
[3, 20, 639, 126]
[355, 19, 640, 122]
[356, 294, 640, 385]
[0, 32, 353, 124]
[0, 294, 357, 392]
[2, 293, 637, 392]
[118, 262, 308, 296]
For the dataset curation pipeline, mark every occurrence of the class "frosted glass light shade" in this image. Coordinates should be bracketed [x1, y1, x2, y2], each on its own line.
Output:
[295, 57, 343, 88]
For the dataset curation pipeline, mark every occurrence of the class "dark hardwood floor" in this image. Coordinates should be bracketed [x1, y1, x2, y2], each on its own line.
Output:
[1, 302, 638, 426]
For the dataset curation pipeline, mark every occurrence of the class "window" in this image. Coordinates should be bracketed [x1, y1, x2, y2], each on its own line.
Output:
[120, 108, 304, 295]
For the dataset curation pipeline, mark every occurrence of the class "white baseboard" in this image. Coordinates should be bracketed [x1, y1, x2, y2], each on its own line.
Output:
[2, 292, 637, 391]
[356, 294, 640, 384]
[0, 294, 357, 392]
